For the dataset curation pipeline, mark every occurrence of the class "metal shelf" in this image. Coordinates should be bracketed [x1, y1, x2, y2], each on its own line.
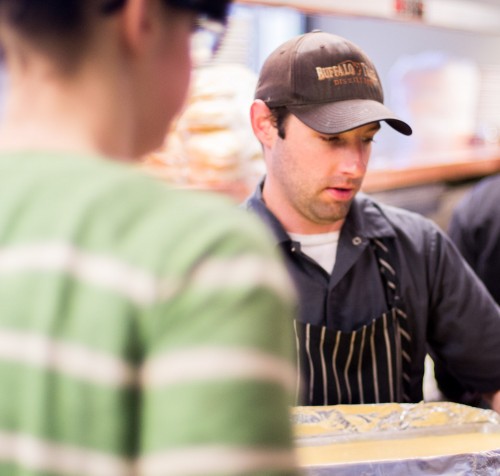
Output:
[236, 0, 500, 35]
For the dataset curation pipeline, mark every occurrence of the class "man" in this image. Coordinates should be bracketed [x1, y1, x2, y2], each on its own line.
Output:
[246, 30, 500, 411]
[0, 1, 300, 474]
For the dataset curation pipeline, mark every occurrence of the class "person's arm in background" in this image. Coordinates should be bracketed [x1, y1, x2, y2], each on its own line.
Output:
[442, 177, 500, 411]
[448, 177, 500, 305]
[138, 198, 301, 475]
[425, 218, 500, 413]
[447, 188, 479, 274]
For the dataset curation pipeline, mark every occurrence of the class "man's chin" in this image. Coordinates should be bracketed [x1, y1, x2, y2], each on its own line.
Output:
[314, 201, 352, 226]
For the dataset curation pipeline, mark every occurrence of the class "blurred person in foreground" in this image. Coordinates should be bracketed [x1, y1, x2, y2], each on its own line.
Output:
[0, 1, 300, 474]
[245, 30, 500, 411]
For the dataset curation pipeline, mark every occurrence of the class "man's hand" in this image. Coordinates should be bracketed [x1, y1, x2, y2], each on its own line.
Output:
[482, 390, 500, 413]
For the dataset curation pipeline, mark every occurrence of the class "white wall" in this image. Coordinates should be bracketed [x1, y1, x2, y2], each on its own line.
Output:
[309, 13, 500, 162]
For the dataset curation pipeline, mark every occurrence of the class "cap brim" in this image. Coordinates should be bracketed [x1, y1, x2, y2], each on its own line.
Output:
[288, 99, 412, 136]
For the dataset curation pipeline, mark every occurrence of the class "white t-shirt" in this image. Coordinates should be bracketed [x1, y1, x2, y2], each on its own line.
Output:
[289, 231, 340, 274]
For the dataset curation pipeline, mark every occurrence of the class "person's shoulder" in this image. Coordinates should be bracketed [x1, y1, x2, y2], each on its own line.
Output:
[353, 193, 450, 260]
[473, 173, 500, 194]
[133, 183, 297, 309]
[459, 174, 500, 211]
[450, 174, 500, 231]
[357, 192, 439, 233]
[355, 193, 460, 271]
[44, 154, 278, 270]
[67, 153, 243, 226]
[120, 177, 276, 251]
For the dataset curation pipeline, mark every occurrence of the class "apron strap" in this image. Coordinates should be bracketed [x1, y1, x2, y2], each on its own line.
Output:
[371, 237, 413, 402]
[371, 238, 400, 307]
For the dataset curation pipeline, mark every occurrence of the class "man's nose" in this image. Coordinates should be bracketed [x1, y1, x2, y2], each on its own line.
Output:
[336, 147, 367, 175]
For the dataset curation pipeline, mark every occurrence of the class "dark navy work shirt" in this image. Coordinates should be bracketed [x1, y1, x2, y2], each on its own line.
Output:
[245, 180, 500, 402]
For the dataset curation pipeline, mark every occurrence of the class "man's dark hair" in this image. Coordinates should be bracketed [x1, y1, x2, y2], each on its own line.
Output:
[0, 0, 231, 70]
[0, 0, 86, 41]
[269, 106, 291, 140]
[167, 0, 230, 22]
[0, 0, 230, 33]
[102, 0, 230, 21]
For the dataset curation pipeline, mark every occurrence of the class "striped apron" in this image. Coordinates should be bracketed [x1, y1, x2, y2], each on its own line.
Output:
[294, 238, 412, 406]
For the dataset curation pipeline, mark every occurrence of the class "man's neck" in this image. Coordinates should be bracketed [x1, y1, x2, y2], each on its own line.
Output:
[262, 181, 345, 235]
[0, 55, 137, 161]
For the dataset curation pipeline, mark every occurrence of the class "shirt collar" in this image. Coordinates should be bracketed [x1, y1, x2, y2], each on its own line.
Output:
[343, 192, 397, 240]
[244, 178, 397, 243]
[244, 179, 292, 244]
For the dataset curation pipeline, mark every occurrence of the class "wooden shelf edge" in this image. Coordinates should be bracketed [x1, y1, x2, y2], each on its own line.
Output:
[363, 154, 500, 193]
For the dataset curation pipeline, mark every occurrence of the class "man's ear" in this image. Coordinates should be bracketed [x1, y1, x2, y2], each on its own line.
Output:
[250, 99, 278, 149]
[120, 0, 152, 55]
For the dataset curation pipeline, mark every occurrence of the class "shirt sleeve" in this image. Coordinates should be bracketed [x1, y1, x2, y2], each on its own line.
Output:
[137, 205, 301, 475]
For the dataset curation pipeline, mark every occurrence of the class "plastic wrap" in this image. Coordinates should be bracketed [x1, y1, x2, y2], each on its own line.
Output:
[292, 402, 500, 475]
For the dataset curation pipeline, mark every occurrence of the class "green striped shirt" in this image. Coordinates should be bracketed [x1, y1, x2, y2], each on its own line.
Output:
[0, 151, 300, 476]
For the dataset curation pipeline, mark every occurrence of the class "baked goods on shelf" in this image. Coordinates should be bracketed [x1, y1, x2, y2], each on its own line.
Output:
[142, 64, 263, 201]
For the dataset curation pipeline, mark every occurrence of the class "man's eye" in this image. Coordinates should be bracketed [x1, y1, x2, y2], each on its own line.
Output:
[363, 137, 376, 143]
[321, 135, 340, 143]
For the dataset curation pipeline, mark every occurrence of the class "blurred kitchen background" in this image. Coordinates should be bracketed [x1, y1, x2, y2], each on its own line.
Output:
[0, 0, 484, 229]
[179, 0, 498, 229]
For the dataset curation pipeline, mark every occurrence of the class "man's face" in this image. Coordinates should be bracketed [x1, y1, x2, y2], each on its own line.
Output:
[135, 7, 194, 157]
[264, 115, 380, 233]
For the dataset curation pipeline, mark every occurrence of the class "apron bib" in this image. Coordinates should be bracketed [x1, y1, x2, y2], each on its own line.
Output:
[294, 238, 412, 405]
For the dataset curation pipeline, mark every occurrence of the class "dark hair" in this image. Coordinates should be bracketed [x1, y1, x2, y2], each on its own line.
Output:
[0, 1, 95, 70]
[0, 0, 87, 43]
[0, 0, 232, 70]
[166, 0, 231, 22]
[268, 106, 290, 140]
[0, 0, 231, 32]
[102, 0, 231, 21]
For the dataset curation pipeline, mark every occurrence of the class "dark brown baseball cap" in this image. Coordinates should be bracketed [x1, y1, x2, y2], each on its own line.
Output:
[255, 31, 412, 136]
